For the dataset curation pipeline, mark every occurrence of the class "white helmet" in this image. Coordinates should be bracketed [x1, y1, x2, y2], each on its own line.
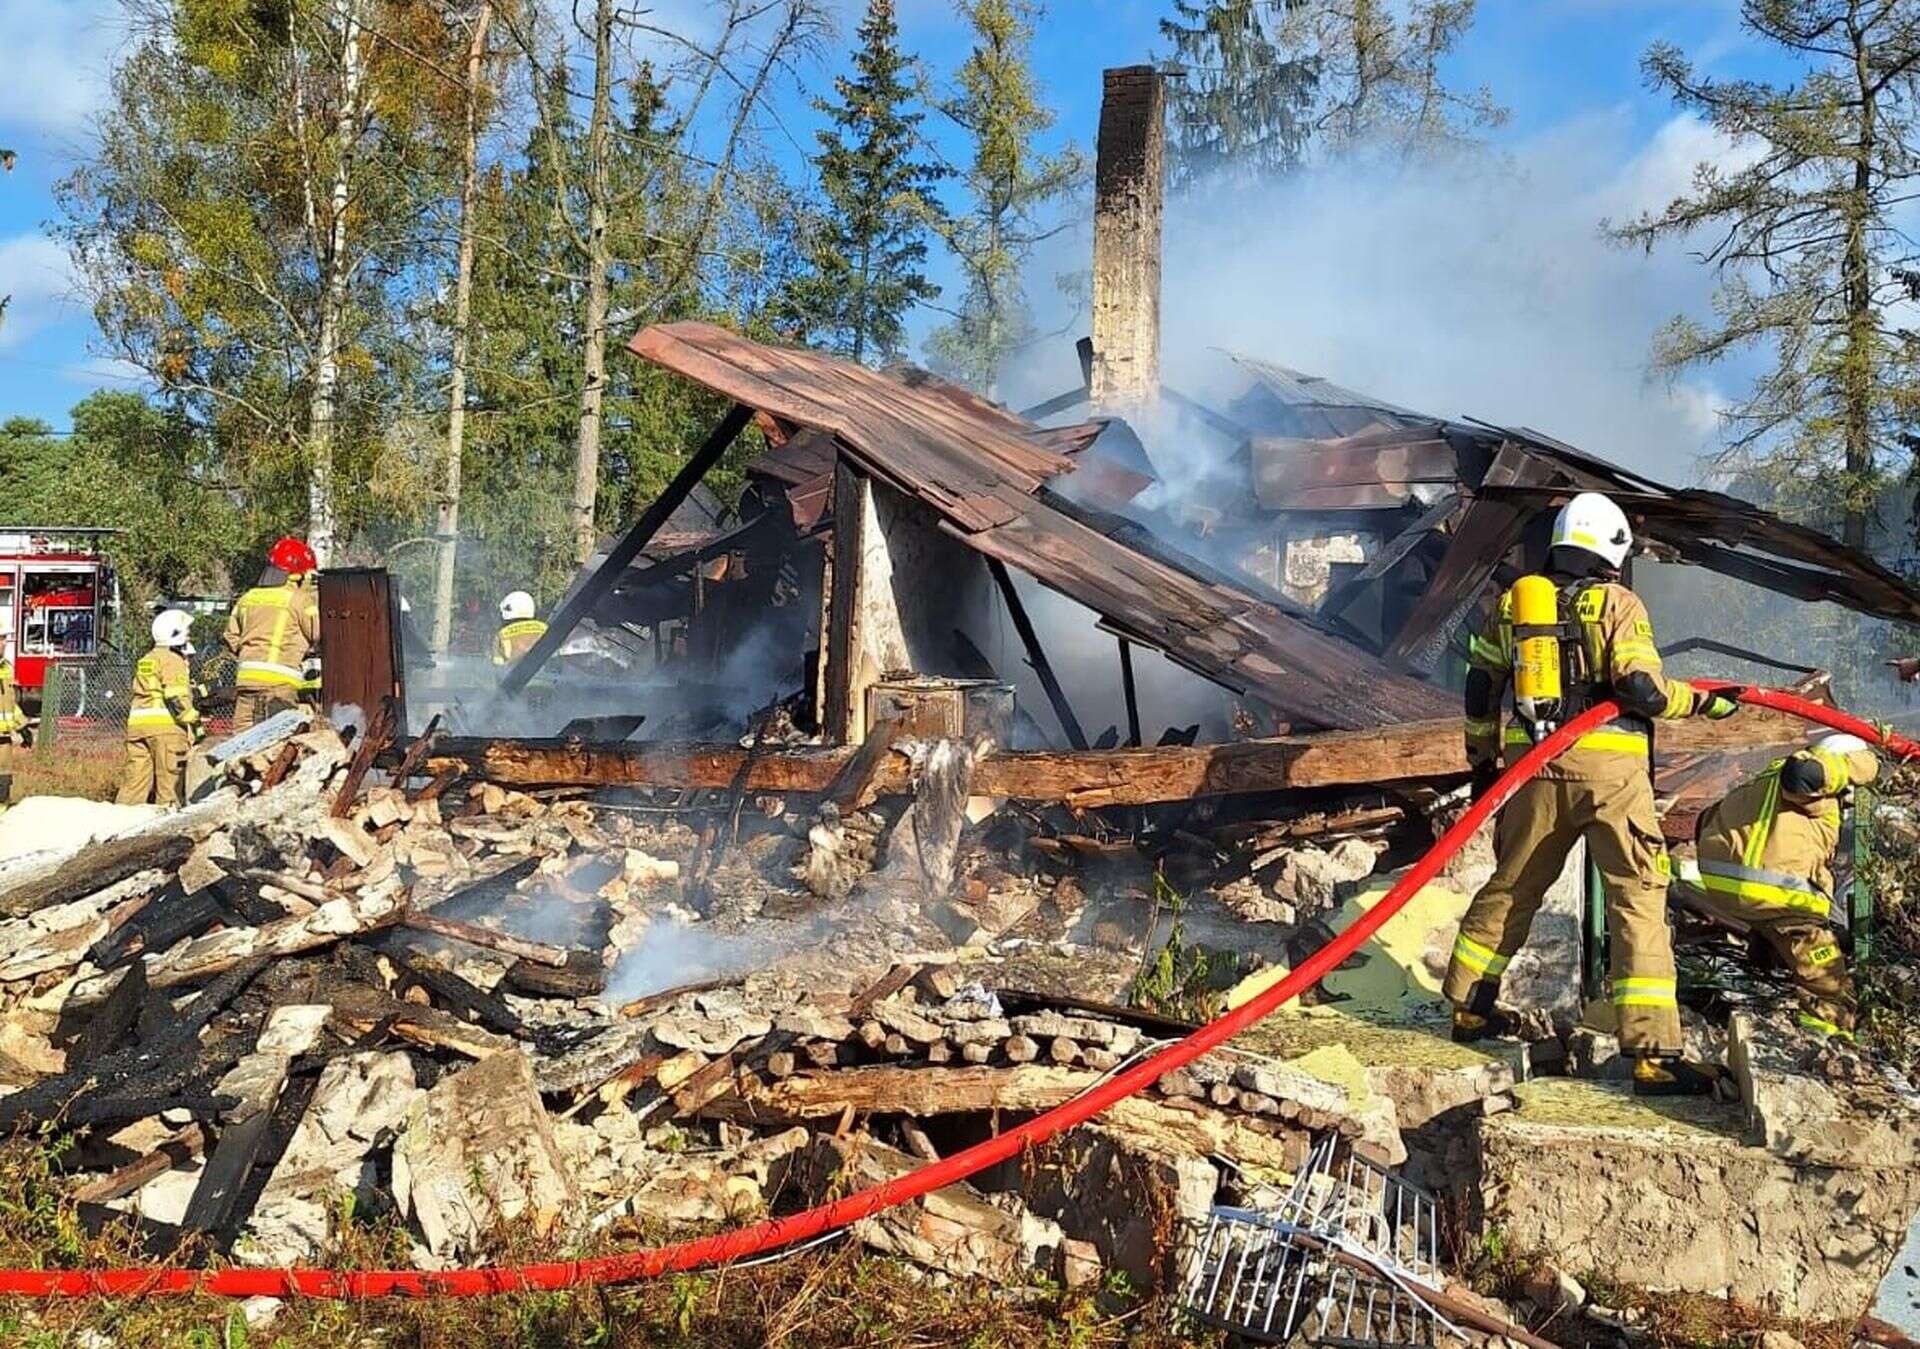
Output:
[151, 608, 194, 655]
[500, 590, 535, 622]
[1551, 491, 1633, 569]
[1812, 731, 1871, 756]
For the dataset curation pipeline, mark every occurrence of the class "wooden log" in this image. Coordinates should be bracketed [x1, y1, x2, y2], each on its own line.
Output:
[1048, 1037, 1081, 1066]
[766, 1051, 797, 1079]
[961, 1042, 993, 1065]
[426, 718, 1474, 806]
[331, 699, 398, 819]
[823, 719, 902, 812]
[926, 1041, 954, 1065]
[504, 951, 607, 999]
[398, 909, 573, 968]
[1004, 1034, 1039, 1064]
[70, 1123, 208, 1205]
[70, 959, 149, 1067]
[0, 831, 194, 920]
[882, 1032, 911, 1058]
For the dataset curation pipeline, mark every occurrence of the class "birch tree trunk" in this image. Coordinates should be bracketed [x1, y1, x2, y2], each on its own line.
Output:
[308, 0, 365, 568]
[433, 1, 495, 655]
[570, 0, 614, 566]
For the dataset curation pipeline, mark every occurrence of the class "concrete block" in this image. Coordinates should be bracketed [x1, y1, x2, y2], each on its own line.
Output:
[1729, 1012, 1920, 1168]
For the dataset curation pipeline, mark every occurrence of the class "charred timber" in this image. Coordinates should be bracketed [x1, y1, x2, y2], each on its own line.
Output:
[425, 719, 1476, 803]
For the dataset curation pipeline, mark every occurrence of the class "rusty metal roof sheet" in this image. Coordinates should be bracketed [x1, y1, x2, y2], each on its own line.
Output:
[630, 321, 1452, 729]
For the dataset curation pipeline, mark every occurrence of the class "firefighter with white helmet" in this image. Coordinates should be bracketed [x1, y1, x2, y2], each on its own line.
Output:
[493, 590, 547, 668]
[1442, 491, 1742, 1095]
[1686, 731, 1880, 1037]
[118, 608, 202, 808]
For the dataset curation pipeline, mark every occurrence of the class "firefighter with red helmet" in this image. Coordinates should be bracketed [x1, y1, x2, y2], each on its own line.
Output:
[223, 536, 321, 732]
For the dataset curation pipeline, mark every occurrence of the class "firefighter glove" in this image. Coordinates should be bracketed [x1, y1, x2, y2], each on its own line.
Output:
[1698, 691, 1741, 720]
[1781, 754, 1827, 796]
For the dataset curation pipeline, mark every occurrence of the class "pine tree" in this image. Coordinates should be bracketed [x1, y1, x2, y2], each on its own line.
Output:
[1606, 2, 1920, 550]
[786, 0, 946, 364]
[926, 0, 1084, 396]
[1157, 0, 1319, 188]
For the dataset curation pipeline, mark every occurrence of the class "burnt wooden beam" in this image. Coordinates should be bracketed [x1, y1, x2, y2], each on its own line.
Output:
[1118, 636, 1141, 747]
[427, 718, 1478, 804]
[0, 831, 191, 920]
[499, 401, 753, 695]
[989, 558, 1089, 750]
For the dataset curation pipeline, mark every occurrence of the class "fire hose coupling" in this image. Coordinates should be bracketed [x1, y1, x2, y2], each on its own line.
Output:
[0, 684, 1912, 1301]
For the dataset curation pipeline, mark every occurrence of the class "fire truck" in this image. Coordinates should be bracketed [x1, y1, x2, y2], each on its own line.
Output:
[0, 527, 119, 708]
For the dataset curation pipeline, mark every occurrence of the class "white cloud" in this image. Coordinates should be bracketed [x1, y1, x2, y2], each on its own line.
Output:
[0, 232, 79, 351]
[0, 0, 125, 139]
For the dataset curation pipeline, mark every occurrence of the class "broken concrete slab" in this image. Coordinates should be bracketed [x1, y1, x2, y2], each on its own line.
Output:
[1870, 1204, 1920, 1346]
[1479, 1079, 1920, 1317]
[391, 1049, 580, 1258]
[1729, 1011, 1920, 1169]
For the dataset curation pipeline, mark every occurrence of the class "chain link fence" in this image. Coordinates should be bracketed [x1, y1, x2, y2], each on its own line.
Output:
[32, 643, 240, 742]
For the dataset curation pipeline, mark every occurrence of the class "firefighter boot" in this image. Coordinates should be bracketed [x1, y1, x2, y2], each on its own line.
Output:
[1450, 1003, 1521, 1044]
[1631, 1054, 1721, 1098]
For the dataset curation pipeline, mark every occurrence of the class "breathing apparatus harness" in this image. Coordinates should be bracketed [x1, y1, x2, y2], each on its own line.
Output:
[1507, 571, 1634, 746]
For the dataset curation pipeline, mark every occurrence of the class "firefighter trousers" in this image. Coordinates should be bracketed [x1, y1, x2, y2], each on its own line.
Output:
[117, 730, 189, 808]
[1685, 888, 1854, 1034]
[232, 689, 297, 734]
[1442, 773, 1682, 1054]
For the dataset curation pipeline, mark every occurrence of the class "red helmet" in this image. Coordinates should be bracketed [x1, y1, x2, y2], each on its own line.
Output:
[269, 535, 318, 575]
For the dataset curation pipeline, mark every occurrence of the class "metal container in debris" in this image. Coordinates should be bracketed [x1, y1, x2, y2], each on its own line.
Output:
[864, 676, 1014, 743]
[1181, 1135, 1443, 1348]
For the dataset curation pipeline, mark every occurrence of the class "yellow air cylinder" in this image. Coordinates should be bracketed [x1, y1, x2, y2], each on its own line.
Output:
[1510, 574, 1562, 708]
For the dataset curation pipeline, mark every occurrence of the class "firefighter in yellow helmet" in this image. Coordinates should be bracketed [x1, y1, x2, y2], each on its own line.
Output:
[118, 609, 203, 808]
[493, 591, 547, 668]
[1685, 732, 1879, 1038]
[224, 536, 320, 732]
[1441, 491, 1741, 1095]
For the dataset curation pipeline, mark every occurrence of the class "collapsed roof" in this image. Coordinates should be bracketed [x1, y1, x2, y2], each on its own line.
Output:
[627, 321, 1453, 731]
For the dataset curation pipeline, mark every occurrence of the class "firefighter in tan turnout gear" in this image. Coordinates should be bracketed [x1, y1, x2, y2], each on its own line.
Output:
[224, 536, 321, 732]
[118, 609, 202, 808]
[1441, 491, 1741, 1096]
[493, 590, 547, 667]
[0, 636, 27, 816]
[1687, 732, 1879, 1038]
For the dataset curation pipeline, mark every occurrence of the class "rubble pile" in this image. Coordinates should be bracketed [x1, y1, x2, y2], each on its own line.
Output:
[0, 711, 1427, 1294]
[2, 705, 1916, 1341]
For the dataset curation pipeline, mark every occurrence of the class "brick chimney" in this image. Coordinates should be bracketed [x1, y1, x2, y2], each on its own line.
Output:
[1090, 65, 1165, 410]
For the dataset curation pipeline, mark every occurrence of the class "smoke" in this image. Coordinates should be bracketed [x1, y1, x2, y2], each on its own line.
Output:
[1008, 111, 1752, 488]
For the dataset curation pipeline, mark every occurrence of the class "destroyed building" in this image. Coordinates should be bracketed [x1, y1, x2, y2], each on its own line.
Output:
[4, 61, 1920, 1349]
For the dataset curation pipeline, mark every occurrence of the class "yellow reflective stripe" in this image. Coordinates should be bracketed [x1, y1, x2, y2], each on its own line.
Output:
[1502, 725, 1648, 755]
[1809, 750, 1851, 794]
[1613, 976, 1676, 1007]
[237, 661, 305, 688]
[1661, 682, 1695, 718]
[1745, 767, 1783, 868]
[1807, 941, 1841, 967]
[1696, 862, 1831, 918]
[1451, 932, 1510, 978]
[1613, 640, 1660, 664]
[1795, 1012, 1849, 1039]
[127, 706, 183, 729]
[501, 620, 546, 640]
[1468, 633, 1508, 669]
[1465, 716, 1500, 737]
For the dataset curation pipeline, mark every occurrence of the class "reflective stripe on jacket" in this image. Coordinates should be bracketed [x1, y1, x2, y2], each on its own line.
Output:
[493, 618, 548, 666]
[127, 647, 198, 735]
[1465, 580, 1694, 781]
[1696, 748, 1880, 919]
[225, 579, 319, 689]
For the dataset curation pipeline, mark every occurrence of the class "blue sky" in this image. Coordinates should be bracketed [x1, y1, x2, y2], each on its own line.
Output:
[0, 0, 1779, 444]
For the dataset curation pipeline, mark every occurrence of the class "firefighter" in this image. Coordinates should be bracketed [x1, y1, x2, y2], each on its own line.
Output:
[493, 591, 547, 667]
[225, 536, 321, 732]
[118, 609, 202, 807]
[1441, 491, 1742, 1095]
[1688, 732, 1879, 1038]
[0, 636, 26, 816]
[0, 636, 26, 748]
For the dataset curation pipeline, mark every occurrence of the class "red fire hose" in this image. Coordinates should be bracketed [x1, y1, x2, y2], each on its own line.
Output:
[1, 685, 1911, 1300]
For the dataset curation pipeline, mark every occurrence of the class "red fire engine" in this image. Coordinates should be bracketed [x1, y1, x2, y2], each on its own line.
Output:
[0, 527, 118, 704]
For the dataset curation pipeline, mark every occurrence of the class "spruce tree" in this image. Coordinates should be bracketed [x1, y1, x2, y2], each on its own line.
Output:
[1158, 0, 1319, 189]
[787, 0, 946, 364]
